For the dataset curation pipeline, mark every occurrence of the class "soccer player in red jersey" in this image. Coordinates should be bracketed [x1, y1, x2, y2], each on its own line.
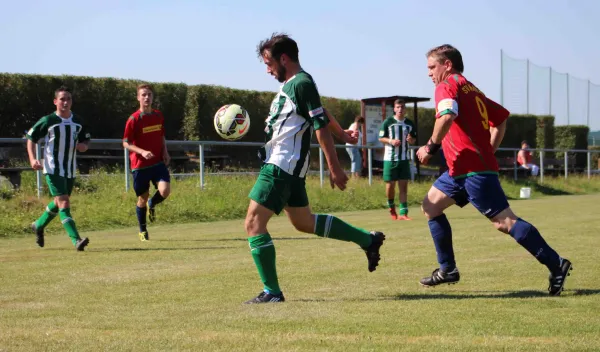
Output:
[122, 84, 171, 241]
[416, 45, 572, 296]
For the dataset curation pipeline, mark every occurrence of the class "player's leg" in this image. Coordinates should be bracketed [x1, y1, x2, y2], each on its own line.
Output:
[419, 172, 465, 286]
[383, 161, 398, 219]
[397, 161, 412, 220]
[52, 176, 89, 251]
[148, 164, 171, 222]
[133, 169, 151, 241]
[244, 164, 287, 304]
[285, 176, 385, 272]
[31, 196, 59, 248]
[466, 174, 571, 295]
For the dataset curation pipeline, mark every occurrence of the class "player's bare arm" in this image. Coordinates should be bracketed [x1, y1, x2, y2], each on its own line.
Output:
[324, 108, 358, 145]
[76, 140, 89, 153]
[162, 137, 170, 165]
[490, 120, 507, 153]
[416, 113, 455, 164]
[26, 139, 43, 170]
[379, 137, 401, 147]
[316, 127, 348, 191]
[406, 134, 416, 145]
[122, 141, 154, 160]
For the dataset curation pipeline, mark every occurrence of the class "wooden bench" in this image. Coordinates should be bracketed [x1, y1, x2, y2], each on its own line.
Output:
[498, 156, 576, 177]
[0, 166, 33, 189]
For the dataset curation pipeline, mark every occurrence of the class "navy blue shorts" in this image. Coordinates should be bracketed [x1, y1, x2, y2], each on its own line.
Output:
[132, 163, 171, 197]
[433, 171, 510, 218]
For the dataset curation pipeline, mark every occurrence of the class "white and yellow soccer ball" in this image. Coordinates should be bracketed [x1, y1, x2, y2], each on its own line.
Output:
[213, 104, 250, 141]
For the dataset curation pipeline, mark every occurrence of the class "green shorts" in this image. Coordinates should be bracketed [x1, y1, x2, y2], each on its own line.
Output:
[45, 174, 74, 197]
[383, 160, 411, 182]
[248, 163, 309, 215]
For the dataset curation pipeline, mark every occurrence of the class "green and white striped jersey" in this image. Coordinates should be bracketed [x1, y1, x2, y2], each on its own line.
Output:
[259, 70, 329, 178]
[26, 113, 91, 178]
[379, 117, 416, 161]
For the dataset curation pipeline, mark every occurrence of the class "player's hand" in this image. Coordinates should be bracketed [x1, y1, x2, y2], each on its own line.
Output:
[416, 146, 433, 165]
[342, 129, 358, 145]
[329, 166, 348, 191]
[163, 152, 171, 165]
[76, 143, 88, 153]
[406, 135, 416, 144]
[391, 139, 401, 147]
[141, 150, 154, 160]
[30, 159, 43, 170]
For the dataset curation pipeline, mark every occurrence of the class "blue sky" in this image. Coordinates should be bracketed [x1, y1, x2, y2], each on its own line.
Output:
[1, 0, 599, 129]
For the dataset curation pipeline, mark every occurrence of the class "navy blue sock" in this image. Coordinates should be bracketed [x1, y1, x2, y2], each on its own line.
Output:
[136, 206, 147, 232]
[509, 218, 561, 271]
[428, 214, 456, 272]
[149, 192, 165, 208]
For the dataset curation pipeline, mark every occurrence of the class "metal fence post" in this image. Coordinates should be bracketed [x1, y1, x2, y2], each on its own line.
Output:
[564, 151, 568, 179]
[368, 147, 373, 186]
[513, 150, 518, 181]
[35, 144, 42, 198]
[199, 144, 205, 189]
[319, 147, 324, 188]
[587, 151, 591, 180]
[539, 150, 544, 183]
[124, 147, 129, 192]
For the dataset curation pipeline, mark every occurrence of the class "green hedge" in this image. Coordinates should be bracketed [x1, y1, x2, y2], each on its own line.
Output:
[536, 115, 555, 158]
[555, 125, 589, 167]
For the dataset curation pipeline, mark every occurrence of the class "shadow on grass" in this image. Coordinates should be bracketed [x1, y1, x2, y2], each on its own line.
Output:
[86, 246, 236, 252]
[153, 237, 317, 242]
[294, 289, 600, 302]
[391, 289, 600, 300]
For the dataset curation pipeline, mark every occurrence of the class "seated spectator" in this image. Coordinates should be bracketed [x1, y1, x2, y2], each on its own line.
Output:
[517, 140, 539, 176]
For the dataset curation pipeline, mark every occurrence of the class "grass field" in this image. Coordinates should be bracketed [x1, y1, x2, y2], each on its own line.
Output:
[1, 194, 599, 351]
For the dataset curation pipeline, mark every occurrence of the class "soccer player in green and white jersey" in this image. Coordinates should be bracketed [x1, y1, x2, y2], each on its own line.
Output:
[26, 86, 91, 251]
[243, 33, 386, 304]
[379, 99, 416, 220]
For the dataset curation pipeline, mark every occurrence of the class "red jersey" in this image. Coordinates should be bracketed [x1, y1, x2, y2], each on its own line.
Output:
[123, 109, 165, 171]
[435, 74, 510, 177]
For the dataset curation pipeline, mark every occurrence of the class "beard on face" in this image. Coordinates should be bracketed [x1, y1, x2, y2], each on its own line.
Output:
[275, 64, 287, 83]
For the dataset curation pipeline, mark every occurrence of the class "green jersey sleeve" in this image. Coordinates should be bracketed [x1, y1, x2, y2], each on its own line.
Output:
[407, 119, 417, 138]
[295, 80, 329, 130]
[379, 118, 390, 138]
[76, 116, 91, 143]
[25, 116, 50, 142]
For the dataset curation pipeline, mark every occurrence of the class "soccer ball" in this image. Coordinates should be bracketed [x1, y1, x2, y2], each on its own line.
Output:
[213, 104, 250, 140]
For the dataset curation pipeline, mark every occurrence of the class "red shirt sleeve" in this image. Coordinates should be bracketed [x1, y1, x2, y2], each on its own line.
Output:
[434, 81, 459, 118]
[485, 97, 510, 127]
[123, 116, 136, 143]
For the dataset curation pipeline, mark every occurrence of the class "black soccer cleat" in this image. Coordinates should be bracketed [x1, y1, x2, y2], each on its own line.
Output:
[420, 268, 460, 287]
[244, 291, 285, 304]
[148, 207, 156, 223]
[75, 237, 90, 252]
[548, 258, 572, 296]
[364, 231, 385, 272]
[31, 222, 44, 248]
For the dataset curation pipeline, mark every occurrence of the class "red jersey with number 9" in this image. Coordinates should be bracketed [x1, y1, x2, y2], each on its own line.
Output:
[434, 74, 510, 177]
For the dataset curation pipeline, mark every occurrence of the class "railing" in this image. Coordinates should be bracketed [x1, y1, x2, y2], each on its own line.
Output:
[0, 138, 598, 198]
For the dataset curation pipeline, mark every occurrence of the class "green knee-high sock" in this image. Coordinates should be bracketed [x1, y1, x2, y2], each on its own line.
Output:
[35, 201, 59, 229]
[314, 214, 372, 248]
[59, 208, 80, 246]
[248, 233, 281, 295]
[399, 202, 408, 216]
[387, 199, 395, 210]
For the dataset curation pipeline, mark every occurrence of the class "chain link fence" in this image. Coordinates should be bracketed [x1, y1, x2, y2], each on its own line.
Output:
[500, 51, 600, 145]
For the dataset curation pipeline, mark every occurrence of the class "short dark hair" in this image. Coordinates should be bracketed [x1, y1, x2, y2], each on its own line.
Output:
[354, 115, 365, 124]
[521, 140, 528, 146]
[137, 84, 154, 94]
[393, 99, 405, 106]
[257, 32, 299, 63]
[427, 44, 464, 73]
[54, 85, 71, 98]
